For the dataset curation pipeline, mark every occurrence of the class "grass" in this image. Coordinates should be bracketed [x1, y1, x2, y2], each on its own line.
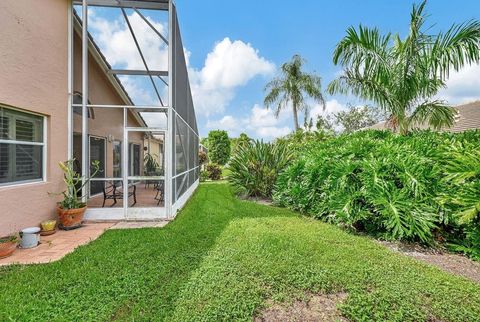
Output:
[1, 183, 480, 321]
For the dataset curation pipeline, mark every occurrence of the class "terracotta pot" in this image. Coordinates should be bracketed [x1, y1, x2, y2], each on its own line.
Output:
[57, 206, 86, 229]
[0, 238, 18, 259]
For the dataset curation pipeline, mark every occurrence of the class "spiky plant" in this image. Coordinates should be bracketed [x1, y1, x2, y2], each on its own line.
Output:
[229, 140, 293, 199]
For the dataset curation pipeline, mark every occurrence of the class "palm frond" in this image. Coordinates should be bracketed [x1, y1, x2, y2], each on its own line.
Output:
[408, 100, 456, 130]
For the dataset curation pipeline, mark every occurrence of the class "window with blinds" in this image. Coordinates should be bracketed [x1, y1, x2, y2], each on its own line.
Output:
[0, 107, 44, 185]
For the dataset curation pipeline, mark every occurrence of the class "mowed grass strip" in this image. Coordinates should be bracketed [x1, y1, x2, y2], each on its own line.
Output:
[0, 183, 292, 321]
[1, 183, 479, 321]
[170, 218, 480, 322]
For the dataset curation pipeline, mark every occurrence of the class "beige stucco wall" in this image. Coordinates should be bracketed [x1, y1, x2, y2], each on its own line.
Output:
[0, 0, 68, 236]
[0, 1, 144, 235]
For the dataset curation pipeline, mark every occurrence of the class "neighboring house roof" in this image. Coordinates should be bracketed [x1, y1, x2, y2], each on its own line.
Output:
[366, 101, 480, 133]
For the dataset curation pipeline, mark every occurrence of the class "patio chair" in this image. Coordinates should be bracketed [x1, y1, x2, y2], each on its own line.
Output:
[154, 180, 165, 206]
[102, 181, 137, 207]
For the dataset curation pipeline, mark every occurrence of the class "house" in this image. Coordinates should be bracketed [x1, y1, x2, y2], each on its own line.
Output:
[367, 101, 480, 132]
[0, 0, 199, 236]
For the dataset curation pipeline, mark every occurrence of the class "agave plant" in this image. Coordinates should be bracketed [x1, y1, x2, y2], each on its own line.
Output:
[229, 140, 293, 198]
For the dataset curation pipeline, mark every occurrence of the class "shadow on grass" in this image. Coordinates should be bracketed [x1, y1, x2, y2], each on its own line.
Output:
[0, 182, 293, 321]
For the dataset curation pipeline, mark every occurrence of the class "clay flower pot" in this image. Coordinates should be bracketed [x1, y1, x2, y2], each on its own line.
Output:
[40, 220, 57, 236]
[57, 206, 86, 230]
[0, 236, 18, 259]
[41, 220, 57, 231]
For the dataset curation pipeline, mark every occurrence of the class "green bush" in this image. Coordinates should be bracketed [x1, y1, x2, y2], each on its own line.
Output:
[206, 163, 222, 181]
[228, 140, 293, 199]
[200, 170, 209, 182]
[274, 130, 480, 249]
[207, 130, 231, 165]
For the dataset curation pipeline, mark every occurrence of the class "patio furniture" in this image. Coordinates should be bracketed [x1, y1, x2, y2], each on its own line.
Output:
[102, 181, 137, 207]
[144, 169, 164, 189]
[154, 180, 165, 206]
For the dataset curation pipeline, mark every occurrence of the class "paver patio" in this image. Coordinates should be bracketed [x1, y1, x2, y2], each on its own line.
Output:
[0, 223, 113, 266]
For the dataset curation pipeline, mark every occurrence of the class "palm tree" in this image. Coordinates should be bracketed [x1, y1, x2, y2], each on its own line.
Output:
[264, 54, 325, 131]
[328, 0, 480, 134]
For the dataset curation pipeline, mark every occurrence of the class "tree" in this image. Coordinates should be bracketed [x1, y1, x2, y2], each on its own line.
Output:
[328, 0, 480, 135]
[264, 54, 326, 131]
[200, 137, 209, 149]
[231, 133, 252, 156]
[315, 114, 334, 132]
[334, 105, 383, 133]
[207, 130, 231, 165]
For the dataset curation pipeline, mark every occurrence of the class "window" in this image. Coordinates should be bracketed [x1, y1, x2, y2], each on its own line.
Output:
[0, 107, 45, 185]
[128, 143, 141, 176]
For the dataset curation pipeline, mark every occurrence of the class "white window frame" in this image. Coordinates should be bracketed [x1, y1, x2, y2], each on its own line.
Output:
[0, 106, 47, 188]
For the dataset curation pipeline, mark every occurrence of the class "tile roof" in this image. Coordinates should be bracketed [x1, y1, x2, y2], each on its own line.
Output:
[366, 101, 480, 132]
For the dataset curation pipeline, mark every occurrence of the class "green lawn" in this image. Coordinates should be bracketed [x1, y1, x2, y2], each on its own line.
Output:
[1, 183, 480, 321]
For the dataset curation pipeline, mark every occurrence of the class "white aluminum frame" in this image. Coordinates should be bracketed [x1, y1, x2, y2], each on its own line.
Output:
[70, 0, 198, 221]
[0, 108, 48, 188]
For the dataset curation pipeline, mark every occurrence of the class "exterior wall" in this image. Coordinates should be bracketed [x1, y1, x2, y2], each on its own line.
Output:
[0, 1, 144, 235]
[0, 0, 68, 236]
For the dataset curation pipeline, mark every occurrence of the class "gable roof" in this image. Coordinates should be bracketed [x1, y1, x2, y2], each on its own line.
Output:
[367, 101, 480, 132]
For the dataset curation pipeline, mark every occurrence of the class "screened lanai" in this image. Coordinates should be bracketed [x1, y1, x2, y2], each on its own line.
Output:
[69, 0, 198, 220]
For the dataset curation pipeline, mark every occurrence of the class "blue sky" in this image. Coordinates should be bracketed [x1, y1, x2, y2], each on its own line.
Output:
[85, 1, 480, 139]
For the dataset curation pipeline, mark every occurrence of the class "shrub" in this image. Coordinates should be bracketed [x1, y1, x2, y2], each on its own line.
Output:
[228, 140, 293, 199]
[200, 170, 209, 182]
[207, 130, 231, 165]
[198, 150, 208, 166]
[274, 130, 480, 248]
[206, 163, 222, 181]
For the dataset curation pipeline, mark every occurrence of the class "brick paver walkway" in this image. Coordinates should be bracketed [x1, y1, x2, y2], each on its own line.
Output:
[0, 223, 113, 266]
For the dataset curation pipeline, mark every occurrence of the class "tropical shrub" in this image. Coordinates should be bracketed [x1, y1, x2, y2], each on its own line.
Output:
[198, 150, 207, 166]
[205, 163, 222, 181]
[200, 170, 209, 182]
[274, 130, 480, 249]
[207, 130, 231, 165]
[228, 140, 293, 199]
[439, 137, 480, 259]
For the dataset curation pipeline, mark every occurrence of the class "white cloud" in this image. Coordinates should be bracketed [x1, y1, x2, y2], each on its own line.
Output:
[89, 13, 274, 116]
[437, 64, 480, 104]
[206, 104, 291, 140]
[195, 38, 275, 90]
[88, 11, 169, 105]
[310, 99, 348, 119]
[189, 38, 275, 116]
[205, 115, 238, 132]
[89, 11, 168, 71]
[255, 126, 291, 138]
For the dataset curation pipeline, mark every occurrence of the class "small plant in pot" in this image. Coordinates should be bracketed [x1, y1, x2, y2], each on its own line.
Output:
[0, 235, 19, 259]
[53, 159, 99, 230]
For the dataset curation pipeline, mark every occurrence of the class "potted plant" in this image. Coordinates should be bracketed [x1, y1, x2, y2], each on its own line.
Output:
[40, 220, 57, 236]
[0, 235, 19, 259]
[54, 159, 99, 230]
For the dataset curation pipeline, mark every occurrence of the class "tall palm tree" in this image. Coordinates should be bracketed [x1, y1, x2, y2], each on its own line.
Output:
[264, 55, 325, 131]
[328, 0, 480, 134]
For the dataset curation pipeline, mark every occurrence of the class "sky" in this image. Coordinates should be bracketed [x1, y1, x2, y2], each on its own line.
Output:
[83, 0, 480, 140]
